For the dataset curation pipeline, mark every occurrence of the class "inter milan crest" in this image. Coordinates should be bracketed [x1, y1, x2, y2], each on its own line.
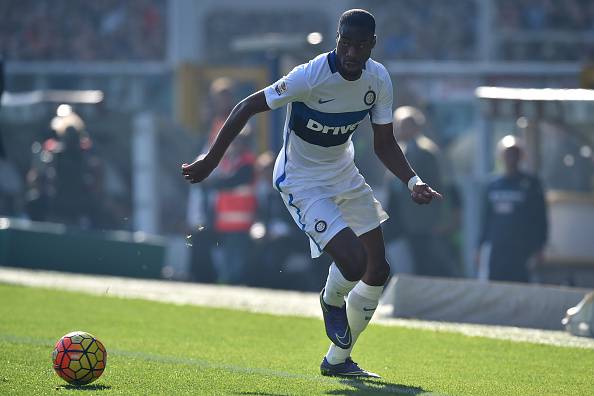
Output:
[364, 89, 376, 106]
[315, 220, 327, 233]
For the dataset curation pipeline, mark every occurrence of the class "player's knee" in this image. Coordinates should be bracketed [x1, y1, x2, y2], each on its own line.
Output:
[364, 256, 390, 285]
[375, 259, 391, 284]
[334, 244, 367, 281]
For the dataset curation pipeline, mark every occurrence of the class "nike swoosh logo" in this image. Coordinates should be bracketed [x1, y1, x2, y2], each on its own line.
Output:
[318, 98, 335, 104]
[335, 327, 351, 346]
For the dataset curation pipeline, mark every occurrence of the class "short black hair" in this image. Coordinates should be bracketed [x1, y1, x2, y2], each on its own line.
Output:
[338, 9, 375, 35]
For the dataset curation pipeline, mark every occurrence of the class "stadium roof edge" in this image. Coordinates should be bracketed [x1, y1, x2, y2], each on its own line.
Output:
[384, 61, 580, 76]
[1, 90, 104, 107]
[475, 87, 594, 101]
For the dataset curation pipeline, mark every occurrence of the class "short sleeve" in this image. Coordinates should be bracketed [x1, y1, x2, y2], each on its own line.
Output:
[370, 68, 394, 125]
[264, 64, 311, 110]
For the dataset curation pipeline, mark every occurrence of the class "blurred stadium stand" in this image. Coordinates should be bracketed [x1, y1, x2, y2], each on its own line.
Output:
[0, 0, 593, 287]
[0, 0, 166, 61]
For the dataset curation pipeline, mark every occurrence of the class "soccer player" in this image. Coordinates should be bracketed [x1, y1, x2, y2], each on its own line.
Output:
[182, 9, 441, 378]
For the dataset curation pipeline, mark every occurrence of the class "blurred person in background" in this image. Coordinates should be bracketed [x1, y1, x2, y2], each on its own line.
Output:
[385, 106, 454, 277]
[478, 135, 548, 283]
[185, 78, 240, 283]
[182, 9, 441, 378]
[204, 77, 236, 144]
[25, 105, 102, 228]
[206, 126, 257, 284]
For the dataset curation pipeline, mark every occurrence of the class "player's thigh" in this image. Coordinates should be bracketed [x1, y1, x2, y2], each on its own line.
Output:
[359, 226, 391, 285]
[336, 187, 389, 242]
[359, 226, 387, 263]
[279, 192, 348, 253]
[323, 227, 367, 280]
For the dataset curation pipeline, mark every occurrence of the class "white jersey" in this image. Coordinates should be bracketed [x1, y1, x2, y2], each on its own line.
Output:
[264, 50, 394, 194]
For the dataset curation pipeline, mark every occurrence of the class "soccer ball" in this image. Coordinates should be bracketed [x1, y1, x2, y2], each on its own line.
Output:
[52, 331, 107, 385]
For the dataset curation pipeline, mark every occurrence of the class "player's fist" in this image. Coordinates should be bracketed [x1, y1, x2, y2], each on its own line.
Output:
[411, 183, 442, 205]
[181, 156, 217, 184]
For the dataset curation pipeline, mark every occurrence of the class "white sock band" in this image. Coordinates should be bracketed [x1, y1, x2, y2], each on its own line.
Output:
[322, 263, 357, 307]
[351, 281, 384, 302]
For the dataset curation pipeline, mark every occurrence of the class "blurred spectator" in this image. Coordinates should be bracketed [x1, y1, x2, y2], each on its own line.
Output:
[207, 127, 257, 284]
[384, 106, 455, 277]
[478, 135, 548, 283]
[24, 105, 102, 227]
[204, 78, 236, 144]
[0, 0, 165, 61]
[185, 78, 239, 283]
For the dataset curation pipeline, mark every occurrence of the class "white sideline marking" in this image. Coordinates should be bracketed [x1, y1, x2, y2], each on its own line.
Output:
[1, 267, 593, 350]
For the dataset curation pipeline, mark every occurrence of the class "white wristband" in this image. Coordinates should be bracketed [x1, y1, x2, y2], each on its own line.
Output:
[407, 175, 422, 191]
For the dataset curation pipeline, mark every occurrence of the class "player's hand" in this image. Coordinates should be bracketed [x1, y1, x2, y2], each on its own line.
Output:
[181, 156, 217, 184]
[411, 183, 442, 205]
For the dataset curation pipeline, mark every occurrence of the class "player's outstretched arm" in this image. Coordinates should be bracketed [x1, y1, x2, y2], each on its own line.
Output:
[182, 91, 270, 184]
[372, 122, 442, 205]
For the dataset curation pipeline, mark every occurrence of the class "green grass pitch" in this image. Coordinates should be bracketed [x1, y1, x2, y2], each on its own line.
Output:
[1, 283, 593, 395]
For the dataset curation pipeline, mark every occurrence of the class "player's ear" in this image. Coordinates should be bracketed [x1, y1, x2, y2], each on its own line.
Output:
[336, 31, 340, 44]
[371, 35, 376, 49]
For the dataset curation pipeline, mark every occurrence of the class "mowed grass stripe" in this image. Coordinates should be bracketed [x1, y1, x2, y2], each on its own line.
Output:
[1, 283, 593, 395]
[0, 333, 341, 384]
[0, 335, 433, 395]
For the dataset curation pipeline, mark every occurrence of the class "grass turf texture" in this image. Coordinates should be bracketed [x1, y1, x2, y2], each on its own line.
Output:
[0, 284, 593, 395]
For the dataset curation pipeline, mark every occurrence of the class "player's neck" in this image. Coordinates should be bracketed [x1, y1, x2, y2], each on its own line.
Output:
[335, 60, 362, 81]
[337, 67, 362, 81]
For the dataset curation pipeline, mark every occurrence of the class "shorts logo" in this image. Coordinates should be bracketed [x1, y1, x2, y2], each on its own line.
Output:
[314, 220, 327, 233]
[274, 81, 287, 96]
[364, 90, 376, 106]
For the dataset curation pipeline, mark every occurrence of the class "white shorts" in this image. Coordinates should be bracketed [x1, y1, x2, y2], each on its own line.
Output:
[278, 181, 388, 258]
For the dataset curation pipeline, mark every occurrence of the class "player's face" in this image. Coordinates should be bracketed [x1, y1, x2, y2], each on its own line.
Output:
[336, 25, 376, 80]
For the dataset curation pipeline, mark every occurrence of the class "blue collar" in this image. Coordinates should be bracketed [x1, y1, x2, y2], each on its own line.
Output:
[327, 50, 338, 73]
